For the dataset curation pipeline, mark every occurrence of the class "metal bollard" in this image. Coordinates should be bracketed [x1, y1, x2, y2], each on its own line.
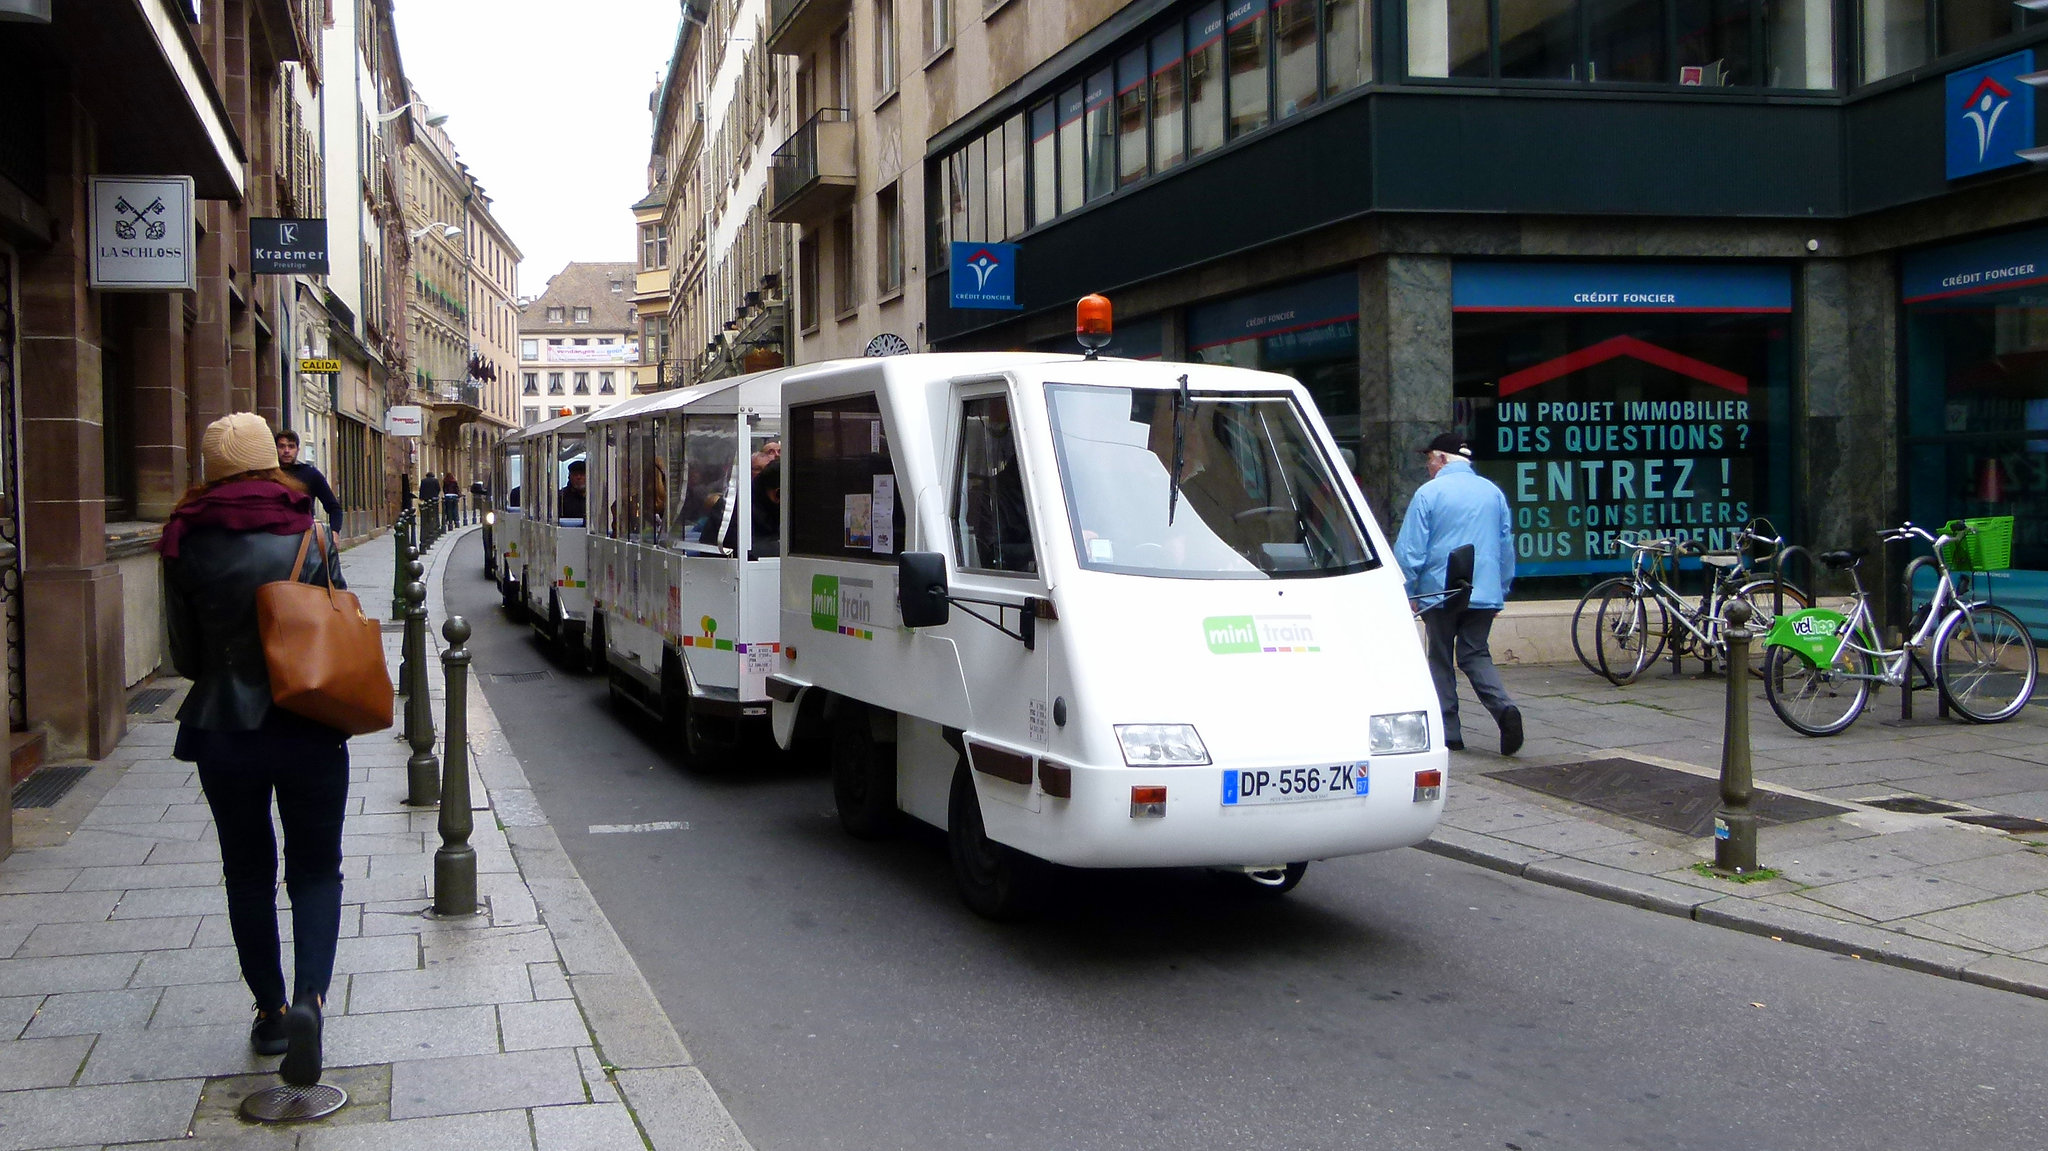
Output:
[1714, 599, 1758, 873]
[397, 548, 421, 695]
[391, 510, 411, 621]
[403, 567, 440, 806]
[435, 617, 478, 916]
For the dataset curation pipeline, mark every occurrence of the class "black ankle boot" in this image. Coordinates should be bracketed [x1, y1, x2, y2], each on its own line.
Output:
[280, 994, 323, 1086]
[249, 1005, 288, 1056]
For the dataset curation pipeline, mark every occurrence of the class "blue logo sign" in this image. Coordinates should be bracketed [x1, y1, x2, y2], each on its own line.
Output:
[949, 241, 1021, 310]
[1946, 50, 2036, 180]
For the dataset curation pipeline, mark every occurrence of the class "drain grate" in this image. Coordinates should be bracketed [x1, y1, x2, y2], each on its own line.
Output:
[1862, 796, 1966, 815]
[487, 670, 551, 683]
[12, 764, 93, 810]
[1486, 758, 1849, 838]
[1947, 813, 2048, 834]
[126, 687, 176, 715]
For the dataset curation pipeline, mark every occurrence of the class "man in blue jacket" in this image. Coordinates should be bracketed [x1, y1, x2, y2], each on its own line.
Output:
[1394, 432, 1523, 755]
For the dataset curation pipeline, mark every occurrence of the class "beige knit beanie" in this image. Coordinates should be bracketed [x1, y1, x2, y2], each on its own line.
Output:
[201, 412, 281, 481]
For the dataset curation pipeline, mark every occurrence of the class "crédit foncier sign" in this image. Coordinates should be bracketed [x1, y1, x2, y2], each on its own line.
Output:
[88, 177, 196, 291]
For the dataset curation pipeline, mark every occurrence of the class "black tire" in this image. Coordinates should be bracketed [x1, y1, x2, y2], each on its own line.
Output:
[1934, 603, 2039, 724]
[1761, 642, 1869, 736]
[831, 705, 898, 839]
[948, 762, 1042, 920]
[1571, 578, 1632, 676]
[1213, 862, 1309, 896]
[1594, 586, 1666, 685]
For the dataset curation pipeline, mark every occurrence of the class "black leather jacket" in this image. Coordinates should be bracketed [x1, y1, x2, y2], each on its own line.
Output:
[164, 525, 343, 732]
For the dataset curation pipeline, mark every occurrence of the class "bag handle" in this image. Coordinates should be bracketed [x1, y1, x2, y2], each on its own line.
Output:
[289, 527, 342, 611]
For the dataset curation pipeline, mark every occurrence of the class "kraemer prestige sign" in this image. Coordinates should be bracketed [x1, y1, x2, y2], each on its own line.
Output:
[251, 218, 330, 274]
[89, 177, 196, 291]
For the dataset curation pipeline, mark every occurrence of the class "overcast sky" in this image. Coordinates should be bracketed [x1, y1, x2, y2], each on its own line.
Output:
[391, 0, 683, 297]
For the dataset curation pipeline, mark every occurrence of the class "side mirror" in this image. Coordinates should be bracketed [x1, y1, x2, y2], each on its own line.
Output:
[898, 551, 951, 628]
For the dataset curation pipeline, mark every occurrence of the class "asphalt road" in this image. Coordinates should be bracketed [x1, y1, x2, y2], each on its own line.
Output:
[448, 533, 2048, 1151]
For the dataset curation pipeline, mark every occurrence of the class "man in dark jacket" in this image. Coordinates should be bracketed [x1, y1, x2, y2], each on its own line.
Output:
[417, 471, 442, 535]
[275, 431, 343, 535]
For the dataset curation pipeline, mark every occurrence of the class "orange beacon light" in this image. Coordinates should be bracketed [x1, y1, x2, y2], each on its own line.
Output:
[1076, 294, 1113, 358]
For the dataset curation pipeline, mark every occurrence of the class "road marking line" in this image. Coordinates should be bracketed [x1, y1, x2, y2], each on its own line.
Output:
[587, 821, 691, 834]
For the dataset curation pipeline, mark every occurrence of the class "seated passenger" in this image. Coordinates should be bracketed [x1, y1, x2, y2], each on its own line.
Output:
[558, 460, 587, 521]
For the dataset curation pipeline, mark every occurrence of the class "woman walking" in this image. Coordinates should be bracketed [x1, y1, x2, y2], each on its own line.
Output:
[158, 412, 345, 1087]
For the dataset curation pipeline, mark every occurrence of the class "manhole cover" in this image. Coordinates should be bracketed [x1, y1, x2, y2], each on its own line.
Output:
[12, 765, 92, 810]
[1863, 796, 1966, 815]
[1486, 758, 1849, 838]
[126, 687, 176, 715]
[239, 1082, 347, 1123]
[487, 670, 551, 683]
[1947, 813, 2048, 834]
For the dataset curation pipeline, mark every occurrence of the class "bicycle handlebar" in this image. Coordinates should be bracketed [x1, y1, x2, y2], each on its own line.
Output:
[1879, 521, 1965, 553]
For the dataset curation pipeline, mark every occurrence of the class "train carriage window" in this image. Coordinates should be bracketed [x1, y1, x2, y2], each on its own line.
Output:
[789, 394, 904, 560]
[679, 414, 740, 554]
[640, 418, 667, 544]
[664, 415, 691, 546]
[953, 395, 1037, 574]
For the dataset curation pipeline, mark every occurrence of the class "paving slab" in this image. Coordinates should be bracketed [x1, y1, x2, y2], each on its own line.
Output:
[387, 1046, 586, 1120]
[22, 988, 163, 1038]
[322, 1004, 502, 1066]
[299, 1107, 536, 1151]
[0, 1079, 201, 1151]
[533, 1101, 646, 1151]
[0, 1033, 97, 1088]
[1915, 893, 2048, 953]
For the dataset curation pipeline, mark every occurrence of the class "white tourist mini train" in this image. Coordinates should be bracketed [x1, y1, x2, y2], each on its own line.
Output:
[499, 409, 598, 660]
[555, 313, 1447, 916]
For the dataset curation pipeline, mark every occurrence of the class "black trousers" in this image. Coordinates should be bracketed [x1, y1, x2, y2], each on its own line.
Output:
[193, 730, 349, 1009]
[1420, 606, 1515, 743]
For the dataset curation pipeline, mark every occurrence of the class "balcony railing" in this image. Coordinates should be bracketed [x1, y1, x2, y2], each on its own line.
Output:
[768, 109, 856, 226]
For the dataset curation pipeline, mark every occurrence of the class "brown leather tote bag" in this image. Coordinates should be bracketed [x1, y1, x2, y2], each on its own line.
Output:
[256, 528, 394, 735]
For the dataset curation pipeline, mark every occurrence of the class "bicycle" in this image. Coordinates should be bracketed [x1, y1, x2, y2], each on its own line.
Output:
[1761, 520, 2038, 736]
[1579, 524, 1811, 685]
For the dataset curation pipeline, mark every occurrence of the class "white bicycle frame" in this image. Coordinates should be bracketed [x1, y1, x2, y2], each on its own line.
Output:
[1813, 525, 1965, 685]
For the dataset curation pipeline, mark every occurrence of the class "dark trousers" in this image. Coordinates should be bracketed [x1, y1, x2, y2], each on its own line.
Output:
[195, 733, 349, 1009]
[1421, 606, 1515, 743]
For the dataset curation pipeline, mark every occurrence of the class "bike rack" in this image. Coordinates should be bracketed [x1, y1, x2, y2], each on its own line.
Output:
[1890, 554, 1948, 723]
[1769, 545, 1814, 619]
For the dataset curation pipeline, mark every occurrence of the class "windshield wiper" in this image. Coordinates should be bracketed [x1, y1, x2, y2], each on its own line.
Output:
[1168, 373, 1190, 525]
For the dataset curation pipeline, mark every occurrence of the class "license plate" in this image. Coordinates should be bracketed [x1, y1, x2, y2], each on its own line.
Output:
[1222, 763, 1369, 806]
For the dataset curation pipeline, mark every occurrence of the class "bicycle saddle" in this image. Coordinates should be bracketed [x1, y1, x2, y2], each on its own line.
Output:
[1699, 551, 1741, 568]
[1818, 548, 1865, 570]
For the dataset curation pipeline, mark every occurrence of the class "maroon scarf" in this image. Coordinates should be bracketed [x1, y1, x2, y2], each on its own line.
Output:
[156, 478, 314, 559]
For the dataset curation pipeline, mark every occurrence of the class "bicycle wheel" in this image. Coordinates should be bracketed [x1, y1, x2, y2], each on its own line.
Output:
[1594, 586, 1667, 685]
[1733, 578, 1813, 674]
[1571, 577, 1632, 677]
[1933, 603, 2039, 723]
[1761, 642, 1870, 737]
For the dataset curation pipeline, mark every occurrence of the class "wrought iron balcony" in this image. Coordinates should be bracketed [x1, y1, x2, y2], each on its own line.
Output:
[768, 109, 856, 226]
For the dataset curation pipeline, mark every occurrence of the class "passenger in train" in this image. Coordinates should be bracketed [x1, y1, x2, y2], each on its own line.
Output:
[559, 460, 587, 521]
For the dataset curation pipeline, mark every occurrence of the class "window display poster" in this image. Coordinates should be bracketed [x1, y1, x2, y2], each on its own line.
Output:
[871, 475, 896, 554]
[845, 494, 873, 548]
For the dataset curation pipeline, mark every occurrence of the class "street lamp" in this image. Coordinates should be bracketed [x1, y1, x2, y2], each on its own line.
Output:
[409, 222, 462, 242]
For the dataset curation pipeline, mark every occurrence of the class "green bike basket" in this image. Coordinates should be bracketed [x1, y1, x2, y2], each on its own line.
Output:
[1939, 516, 2014, 571]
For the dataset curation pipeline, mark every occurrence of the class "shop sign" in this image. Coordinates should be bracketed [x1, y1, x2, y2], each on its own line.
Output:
[1452, 263, 1792, 313]
[251, 218, 330, 274]
[1945, 51, 2036, 181]
[950, 241, 1022, 310]
[1900, 225, 2048, 303]
[299, 357, 342, 374]
[386, 405, 424, 437]
[1187, 272, 1357, 351]
[87, 177, 196, 291]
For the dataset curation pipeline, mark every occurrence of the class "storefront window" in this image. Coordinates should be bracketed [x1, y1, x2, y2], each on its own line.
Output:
[1676, 0, 1752, 86]
[1408, 0, 1490, 76]
[1226, 0, 1273, 137]
[1412, 0, 1831, 85]
[1152, 26, 1189, 171]
[1902, 227, 2048, 638]
[1323, 0, 1374, 93]
[1003, 114, 1028, 239]
[1118, 48, 1151, 185]
[1058, 85, 1086, 214]
[1189, 4, 1228, 157]
[1275, 0, 1320, 117]
[1189, 273, 1362, 469]
[1030, 102, 1057, 226]
[1501, 0, 1579, 78]
[1084, 68, 1118, 201]
[1587, 0, 1665, 82]
[1451, 262, 1796, 592]
[1861, 0, 1928, 81]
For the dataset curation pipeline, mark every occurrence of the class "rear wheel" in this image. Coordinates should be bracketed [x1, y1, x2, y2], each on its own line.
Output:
[1732, 579, 1812, 675]
[1762, 642, 1870, 736]
[948, 762, 1042, 920]
[1934, 604, 2038, 723]
[831, 705, 898, 839]
[1213, 862, 1309, 896]
[1571, 578, 1631, 677]
[1594, 586, 1666, 685]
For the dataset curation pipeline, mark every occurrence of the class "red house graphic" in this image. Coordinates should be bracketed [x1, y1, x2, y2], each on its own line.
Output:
[1497, 335, 1748, 398]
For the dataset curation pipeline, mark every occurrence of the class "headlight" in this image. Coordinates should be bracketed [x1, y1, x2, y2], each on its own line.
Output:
[1115, 724, 1210, 766]
[1369, 711, 1430, 755]
[484, 511, 496, 526]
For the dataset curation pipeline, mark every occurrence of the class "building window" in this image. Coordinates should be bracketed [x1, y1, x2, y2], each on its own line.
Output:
[927, 0, 952, 54]
[832, 210, 858, 315]
[1150, 26, 1187, 174]
[877, 183, 904, 295]
[1057, 84, 1085, 213]
[521, 338, 538, 360]
[1116, 48, 1149, 187]
[523, 372, 539, 394]
[1083, 68, 1116, 201]
[799, 234, 821, 331]
[1001, 113, 1027, 238]
[573, 307, 592, 324]
[1188, 4, 1227, 157]
[1030, 101, 1057, 226]
[1324, 0, 1373, 92]
[525, 406, 542, 424]
[1407, 0, 1833, 86]
[576, 406, 592, 414]
[640, 224, 669, 270]
[547, 306, 565, 323]
[1274, 0, 1318, 117]
[876, 0, 899, 91]
[1226, 0, 1271, 138]
[549, 372, 565, 395]
[574, 372, 591, 395]
[600, 371, 616, 395]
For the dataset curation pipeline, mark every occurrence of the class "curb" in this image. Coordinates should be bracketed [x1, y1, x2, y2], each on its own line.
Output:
[1417, 830, 2048, 1000]
[418, 527, 754, 1151]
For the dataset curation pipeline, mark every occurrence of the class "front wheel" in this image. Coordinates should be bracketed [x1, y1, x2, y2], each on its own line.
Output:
[1594, 586, 1667, 685]
[1732, 579, 1813, 675]
[1571, 578, 1632, 677]
[1934, 604, 2039, 723]
[831, 705, 898, 839]
[1762, 642, 1870, 736]
[948, 763, 1042, 920]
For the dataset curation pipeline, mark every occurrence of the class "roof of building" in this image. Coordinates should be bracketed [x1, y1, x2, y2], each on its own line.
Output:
[518, 262, 638, 333]
[632, 185, 669, 212]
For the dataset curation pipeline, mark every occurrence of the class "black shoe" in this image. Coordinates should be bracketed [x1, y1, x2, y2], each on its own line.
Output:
[1445, 738, 1465, 751]
[280, 995, 323, 1086]
[250, 1006, 288, 1056]
[1499, 707, 1524, 756]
